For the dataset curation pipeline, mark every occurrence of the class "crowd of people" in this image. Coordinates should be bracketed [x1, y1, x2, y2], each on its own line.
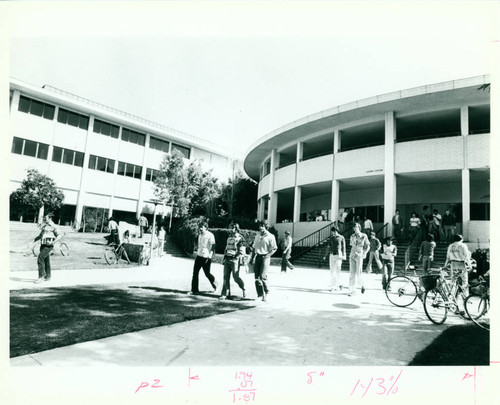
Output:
[31, 206, 472, 305]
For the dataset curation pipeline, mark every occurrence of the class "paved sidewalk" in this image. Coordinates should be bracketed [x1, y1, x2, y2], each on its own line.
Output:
[9, 256, 467, 367]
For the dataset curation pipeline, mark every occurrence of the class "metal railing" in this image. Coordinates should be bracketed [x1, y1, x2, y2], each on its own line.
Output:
[290, 222, 333, 262]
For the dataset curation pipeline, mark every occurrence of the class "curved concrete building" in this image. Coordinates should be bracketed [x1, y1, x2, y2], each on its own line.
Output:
[244, 75, 490, 244]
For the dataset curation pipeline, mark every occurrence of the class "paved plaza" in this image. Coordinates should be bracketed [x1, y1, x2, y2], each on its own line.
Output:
[9, 255, 470, 367]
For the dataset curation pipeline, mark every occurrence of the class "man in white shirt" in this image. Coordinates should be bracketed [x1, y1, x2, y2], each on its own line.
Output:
[444, 234, 472, 296]
[348, 223, 370, 296]
[249, 221, 277, 301]
[189, 222, 218, 295]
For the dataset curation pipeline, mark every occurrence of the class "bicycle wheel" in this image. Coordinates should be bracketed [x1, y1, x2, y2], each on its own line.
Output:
[104, 249, 117, 265]
[31, 241, 40, 257]
[59, 242, 69, 256]
[423, 288, 448, 325]
[464, 294, 490, 331]
[385, 276, 419, 307]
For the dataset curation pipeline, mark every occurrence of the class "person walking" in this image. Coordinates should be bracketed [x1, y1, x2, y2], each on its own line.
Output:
[381, 237, 397, 290]
[363, 216, 374, 236]
[34, 213, 61, 283]
[220, 223, 246, 300]
[444, 234, 472, 298]
[442, 208, 456, 242]
[280, 231, 294, 273]
[408, 212, 421, 241]
[158, 226, 166, 257]
[322, 225, 346, 291]
[392, 209, 403, 242]
[188, 222, 218, 295]
[348, 223, 370, 296]
[139, 214, 148, 238]
[431, 209, 442, 241]
[419, 233, 436, 274]
[365, 232, 383, 274]
[249, 221, 277, 302]
[107, 216, 119, 245]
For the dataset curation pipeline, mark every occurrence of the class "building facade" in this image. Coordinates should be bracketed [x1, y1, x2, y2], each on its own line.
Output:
[244, 76, 490, 244]
[9, 78, 234, 225]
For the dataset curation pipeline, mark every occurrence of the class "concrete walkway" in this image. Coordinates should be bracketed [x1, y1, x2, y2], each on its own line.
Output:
[9, 256, 467, 367]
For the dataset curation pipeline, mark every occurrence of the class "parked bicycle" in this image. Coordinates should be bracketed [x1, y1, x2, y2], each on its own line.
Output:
[104, 242, 131, 265]
[385, 262, 424, 307]
[421, 265, 473, 325]
[30, 238, 69, 257]
[464, 274, 490, 331]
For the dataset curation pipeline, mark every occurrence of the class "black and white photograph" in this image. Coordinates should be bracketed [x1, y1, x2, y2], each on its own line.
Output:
[1, 1, 498, 404]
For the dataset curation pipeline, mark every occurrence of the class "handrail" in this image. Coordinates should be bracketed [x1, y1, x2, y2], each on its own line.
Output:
[290, 222, 333, 262]
[375, 223, 388, 239]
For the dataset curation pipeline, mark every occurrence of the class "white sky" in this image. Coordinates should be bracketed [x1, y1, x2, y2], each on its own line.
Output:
[2, 1, 499, 160]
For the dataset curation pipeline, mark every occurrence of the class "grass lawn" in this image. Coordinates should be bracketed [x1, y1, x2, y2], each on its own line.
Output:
[10, 282, 255, 358]
[409, 324, 490, 366]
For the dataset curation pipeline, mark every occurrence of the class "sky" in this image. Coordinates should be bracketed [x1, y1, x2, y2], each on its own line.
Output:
[2, 1, 499, 160]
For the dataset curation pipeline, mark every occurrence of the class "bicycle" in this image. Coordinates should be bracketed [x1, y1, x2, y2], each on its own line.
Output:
[385, 262, 423, 307]
[30, 238, 69, 257]
[464, 274, 490, 331]
[104, 242, 130, 265]
[421, 266, 472, 325]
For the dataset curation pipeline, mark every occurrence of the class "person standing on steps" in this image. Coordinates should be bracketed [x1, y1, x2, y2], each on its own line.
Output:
[365, 232, 383, 274]
[419, 233, 436, 274]
[280, 230, 295, 273]
[188, 222, 218, 295]
[249, 221, 277, 302]
[392, 209, 403, 242]
[220, 223, 246, 300]
[34, 213, 61, 284]
[323, 225, 346, 291]
[348, 223, 370, 296]
[381, 237, 397, 290]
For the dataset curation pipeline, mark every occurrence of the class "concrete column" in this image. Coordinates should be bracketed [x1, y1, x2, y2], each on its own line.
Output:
[462, 168, 470, 240]
[461, 106, 469, 136]
[297, 142, 304, 162]
[293, 186, 302, 223]
[330, 180, 340, 223]
[269, 192, 278, 224]
[334, 130, 341, 153]
[267, 149, 278, 225]
[257, 198, 264, 221]
[384, 111, 397, 236]
[74, 115, 94, 225]
[136, 133, 151, 219]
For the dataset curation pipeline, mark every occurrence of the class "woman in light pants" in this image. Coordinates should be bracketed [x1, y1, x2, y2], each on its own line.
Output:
[348, 223, 370, 296]
[323, 226, 346, 291]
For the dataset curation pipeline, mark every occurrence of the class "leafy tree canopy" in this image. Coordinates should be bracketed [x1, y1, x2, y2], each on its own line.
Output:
[10, 168, 65, 214]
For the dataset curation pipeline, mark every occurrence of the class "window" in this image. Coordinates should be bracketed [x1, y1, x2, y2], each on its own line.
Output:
[11, 137, 49, 160]
[117, 161, 143, 179]
[470, 203, 490, 221]
[18, 96, 55, 120]
[122, 128, 146, 146]
[149, 136, 170, 152]
[57, 108, 89, 130]
[146, 168, 160, 182]
[88, 154, 115, 174]
[52, 146, 85, 167]
[172, 143, 190, 159]
[94, 119, 119, 139]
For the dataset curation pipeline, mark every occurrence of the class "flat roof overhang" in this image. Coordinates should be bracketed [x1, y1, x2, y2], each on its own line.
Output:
[243, 75, 490, 181]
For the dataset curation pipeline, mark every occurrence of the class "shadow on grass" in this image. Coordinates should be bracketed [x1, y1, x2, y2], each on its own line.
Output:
[10, 284, 255, 358]
[409, 324, 490, 366]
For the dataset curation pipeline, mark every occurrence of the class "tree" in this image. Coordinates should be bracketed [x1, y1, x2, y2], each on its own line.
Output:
[187, 161, 222, 216]
[9, 168, 64, 222]
[220, 171, 258, 218]
[153, 149, 222, 217]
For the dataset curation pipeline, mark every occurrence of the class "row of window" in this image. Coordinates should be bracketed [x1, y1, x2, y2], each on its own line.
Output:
[11, 137, 49, 160]
[52, 146, 84, 167]
[18, 95, 191, 156]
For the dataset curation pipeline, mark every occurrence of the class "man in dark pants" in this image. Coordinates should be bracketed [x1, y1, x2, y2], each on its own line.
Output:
[249, 221, 277, 302]
[34, 213, 60, 284]
[188, 222, 218, 295]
